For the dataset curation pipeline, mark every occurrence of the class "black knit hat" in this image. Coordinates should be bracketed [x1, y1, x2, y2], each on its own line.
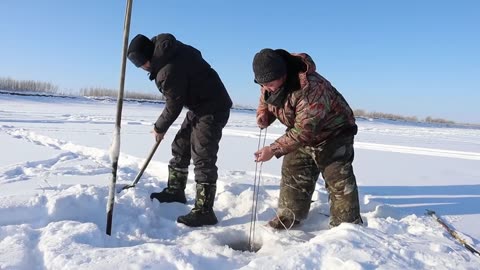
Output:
[127, 34, 154, 67]
[252, 49, 287, 84]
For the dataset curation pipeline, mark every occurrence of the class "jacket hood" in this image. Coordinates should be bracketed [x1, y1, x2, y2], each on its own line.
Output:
[293, 53, 316, 90]
[273, 50, 316, 76]
[149, 33, 179, 80]
[294, 53, 316, 75]
[273, 50, 317, 92]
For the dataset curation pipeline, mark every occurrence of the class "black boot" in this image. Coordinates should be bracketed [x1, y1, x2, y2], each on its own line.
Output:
[150, 166, 187, 204]
[177, 183, 218, 227]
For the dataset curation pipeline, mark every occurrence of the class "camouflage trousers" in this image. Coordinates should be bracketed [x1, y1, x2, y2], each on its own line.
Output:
[277, 136, 362, 227]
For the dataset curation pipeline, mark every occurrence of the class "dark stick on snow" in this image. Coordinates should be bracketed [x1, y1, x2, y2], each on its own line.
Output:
[120, 140, 161, 192]
[426, 209, 480, 256]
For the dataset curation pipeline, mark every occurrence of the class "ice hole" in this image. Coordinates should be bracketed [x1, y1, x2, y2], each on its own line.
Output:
[226, 240, 262, 253]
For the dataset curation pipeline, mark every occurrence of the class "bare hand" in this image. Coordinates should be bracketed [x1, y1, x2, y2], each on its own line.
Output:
[151, 129, 165, 142]
[254, 146, 274, 162]
[256, 114, 268, 129]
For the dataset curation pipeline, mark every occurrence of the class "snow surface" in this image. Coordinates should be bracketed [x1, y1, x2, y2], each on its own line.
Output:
[0, 93, 479, 269]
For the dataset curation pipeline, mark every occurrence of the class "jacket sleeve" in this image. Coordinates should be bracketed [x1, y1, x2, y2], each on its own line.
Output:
[154, 68, 187, 134]
[256, 88, 276, 126]
[270, 84, 327, 157]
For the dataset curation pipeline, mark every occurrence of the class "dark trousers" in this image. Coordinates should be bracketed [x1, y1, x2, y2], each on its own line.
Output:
[169, 110, 229, 184]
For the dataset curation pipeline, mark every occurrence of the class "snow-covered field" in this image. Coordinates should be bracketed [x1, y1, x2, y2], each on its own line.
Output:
[1, 93, 479, 269]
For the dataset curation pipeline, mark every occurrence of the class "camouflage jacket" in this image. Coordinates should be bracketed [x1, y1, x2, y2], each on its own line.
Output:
[256, 53, 357, 157]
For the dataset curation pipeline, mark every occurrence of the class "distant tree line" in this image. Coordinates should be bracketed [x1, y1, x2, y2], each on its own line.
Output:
[353, 109, 455, 125]
[80, 87, 164, 101]
[0, 77, 164, 101]
[424, 116, 455, 125]
[0, 77, 59, 93]
[0, 77, 460, 125]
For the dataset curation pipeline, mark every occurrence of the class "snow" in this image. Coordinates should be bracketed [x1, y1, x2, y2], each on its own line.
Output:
[1, 93, 479, 269]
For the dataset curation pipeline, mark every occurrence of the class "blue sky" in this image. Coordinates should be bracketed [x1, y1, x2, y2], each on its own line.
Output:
[1, 0, 479, 123]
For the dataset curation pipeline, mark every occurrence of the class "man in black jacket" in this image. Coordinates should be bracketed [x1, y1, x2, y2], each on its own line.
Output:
[127, 33, 232, 227]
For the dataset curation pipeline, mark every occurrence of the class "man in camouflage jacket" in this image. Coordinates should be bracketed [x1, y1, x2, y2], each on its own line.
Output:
[252, 49, 362, 228]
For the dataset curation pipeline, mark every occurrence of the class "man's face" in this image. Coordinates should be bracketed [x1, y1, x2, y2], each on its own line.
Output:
[141, 61, 151, 72]
[261, 75, 287, 93]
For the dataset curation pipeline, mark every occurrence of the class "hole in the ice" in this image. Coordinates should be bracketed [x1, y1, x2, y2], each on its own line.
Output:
[226, 240, 262, 252]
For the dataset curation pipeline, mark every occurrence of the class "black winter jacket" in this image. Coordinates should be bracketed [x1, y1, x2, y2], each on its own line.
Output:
[149, 33, 232, 133]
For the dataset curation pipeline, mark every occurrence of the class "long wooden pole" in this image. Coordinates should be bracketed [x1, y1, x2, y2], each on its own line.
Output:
[426, 210, 480, 256]
[106, 0, 134, 236]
